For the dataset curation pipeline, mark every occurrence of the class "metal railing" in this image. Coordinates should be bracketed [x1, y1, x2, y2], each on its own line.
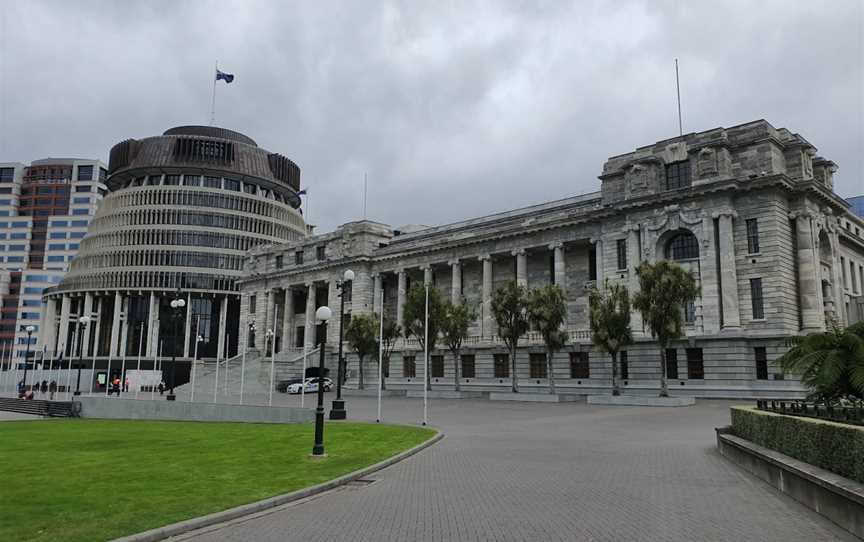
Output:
[756, 399, 864, 427]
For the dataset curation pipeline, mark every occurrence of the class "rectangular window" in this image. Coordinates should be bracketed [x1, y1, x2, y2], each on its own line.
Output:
[46, 255, 64, 262]
[746, 218, 760, 254]
[461, 354, 475, 378]
[183, 175, 202, 187]
[686, 348, 704, 380]
[403, 356, 416, 378]
[73, 197, 90, 204]
[616, 239, 627, 270]
[589, 244, 597, 281]
[493, 353, 509, 378]
[11, 221, 28, 228]
[620, 351, 629, 380]
[68, 243, 79, 250]
[665, 160, 691, 190]
[72, 209, 89, 215]
[48, 244, 65, 250]
[0, 167, 14, 182]
[75, 185, 92, 193]
[569, 352, 589, 379]
[851, 260, 858, 294]
[431, 355, 444, 378]
[275, 255, 283, 269]
[841, 256, 848, 288]
[203, 176, 222, 189]
[295, 251, 304, 265]
[242, 183, 256, 195]
[755, 347, 768, 380]
[316, 245, 326, 261]
[750, 278, 764, 320]
[69, 231, 85, 239]
[665, 348, 678, 379]
[10, 232, 26, 240]
[224, 179, 240, 191]
[249, 295, 257, 314]
[76, 165, 93, 181]
[49, 232, 65, 239]
[684, 301, 696, 324]
[164, 175, 181, 186]
[51, 220, 68, 227]
[529, 353, 547, 379]
[70, 220, 88, 227]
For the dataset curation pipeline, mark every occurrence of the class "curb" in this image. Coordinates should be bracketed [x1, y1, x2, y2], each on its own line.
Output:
[111, 428, 443, 542]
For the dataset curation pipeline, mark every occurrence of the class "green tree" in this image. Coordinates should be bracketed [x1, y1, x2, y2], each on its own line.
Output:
[441, 301, 478, 391]
[632, 260, 700, 397]
[403, 283, 446, 390]
[491, 280, 530, 393]
[344, 313, 378, 390]
[776, 320, 864, 403]
[589, 280, 633, 396]
[377, 313, 401, 391]
[527, 285, 569, 394]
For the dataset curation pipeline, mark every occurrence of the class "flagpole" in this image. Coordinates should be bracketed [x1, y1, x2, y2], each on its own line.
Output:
[423, 282, 429, 426]
[376, 294, 384, 423]
[210, 61, 218, 126]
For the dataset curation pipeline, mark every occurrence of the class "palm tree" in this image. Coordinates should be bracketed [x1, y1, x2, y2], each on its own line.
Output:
[776, 320, 864, 403]
[441, 301, 478, 391]
[491, 280, 530, 393]
[632, 260, 700, 397]
[588, 281, 633, 396]
[344, 313, 378, 390]
[527, 285, 569, 394]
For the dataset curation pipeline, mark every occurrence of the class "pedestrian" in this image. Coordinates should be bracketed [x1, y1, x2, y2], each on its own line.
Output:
[40, 380, 48, 397]
[17, 380, 25, 398]
[123, 377, 130, 393]
[48, 380, 57, 400]
[158, 381, 165, 395]
[112, 376, 121, 396]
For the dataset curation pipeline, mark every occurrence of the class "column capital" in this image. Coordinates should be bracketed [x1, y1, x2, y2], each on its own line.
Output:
[448, 259, 460, 267]
[419, 263, 431, 271]
[589, 237, 602, 245]
[477, 254, 491, 262]
[789, 210, 814, 220]
[511, 248, 526, 256]
[711, 209, 738, 219]
[396, 267, 406, 275]
[548, 241, 564, 250]
[304, 281, 315, 288]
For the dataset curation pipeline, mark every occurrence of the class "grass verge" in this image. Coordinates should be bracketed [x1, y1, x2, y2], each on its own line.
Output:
[0, 419, 434, 542]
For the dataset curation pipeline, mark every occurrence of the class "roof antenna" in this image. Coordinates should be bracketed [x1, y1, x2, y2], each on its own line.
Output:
[675, 58, 683, 136]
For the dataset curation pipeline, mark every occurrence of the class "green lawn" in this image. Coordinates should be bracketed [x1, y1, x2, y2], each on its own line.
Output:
[0, 419, 435, 542]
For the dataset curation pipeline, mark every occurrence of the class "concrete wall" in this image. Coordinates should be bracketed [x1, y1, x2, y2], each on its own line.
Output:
[76, 396, 314, 424]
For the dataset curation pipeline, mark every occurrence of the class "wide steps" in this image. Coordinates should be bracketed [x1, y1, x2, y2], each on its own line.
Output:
[0, 397, 79, 417]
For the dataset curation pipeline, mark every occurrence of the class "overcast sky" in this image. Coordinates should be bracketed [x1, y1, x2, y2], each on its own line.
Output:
[1, 1, 861, 232]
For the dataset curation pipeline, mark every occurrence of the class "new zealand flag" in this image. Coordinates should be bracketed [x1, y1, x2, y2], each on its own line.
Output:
[216, 69, 234, 83]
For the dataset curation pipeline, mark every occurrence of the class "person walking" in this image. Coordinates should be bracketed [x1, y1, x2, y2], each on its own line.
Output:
[48, 380, 57, 400]
[158, 380, 165, 395]
[112, 376, 121, 396]
[40, 380, 48, 397]
[123, 377, 130, 393]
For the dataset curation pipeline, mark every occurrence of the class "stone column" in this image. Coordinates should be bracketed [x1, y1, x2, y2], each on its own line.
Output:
[830, 231, 846, 327]
[238, 293, 249, 352]
[282, 287, 294, 352]
[480, 254, 493, 337]
[372, 273, 383, 313]
[55, 295, 70, 358]
[513, 249, 527, 287]
[109, 292, 122, 358]
[327, 279, 340, 345]
[304, 283, 316, 348]
[81, 293, 94, 357]
[550, 242, 565, 290]
[119, 296, 129, 358]
[217, 295, 228, 359]
[41, 297, 58, 356]
[92, 298, 103, 358]
[146, 293, 156, 357]
[717, 211, 741, 329]
[423, 265, 433, 286]
[265, 289, 275, 337]
[592, 238, 605, 287]
[449, 260, 462, 304]
[627, 226, 644, 335]
[182, 293, 192, 358]
[396, 269, 407, 329]
[149, 294, 160, 358]
[795, 213, 824, 331]
[351, 269, 373, 314]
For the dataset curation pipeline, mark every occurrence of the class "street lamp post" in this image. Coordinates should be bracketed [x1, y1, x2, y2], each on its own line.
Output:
[167, 297, 186, 401]
[240, 321, 255, 405]
[266, 328, 275, 406]
[20, 325, 35, 393]
[73, 316, 91, 395]
[330, 269, 354, 420]
[312, 306, 332, 457]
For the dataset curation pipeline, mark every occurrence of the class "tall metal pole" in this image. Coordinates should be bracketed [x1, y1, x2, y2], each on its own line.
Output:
[330, 283, 347, 419]
[376, 294, 384, 423]
[135, 322, 144, 399]
[21, 328, 34, 393]
[268, 303, 277, 407]
[312, 343, 327, 456]
[89, 331, 97, 396]
[423, 283, 429, 426]
[191, 316, 200, 403]
[66, 326, 77, 400]
[675, 58, 683, 136]
[210, 61, 218, 126]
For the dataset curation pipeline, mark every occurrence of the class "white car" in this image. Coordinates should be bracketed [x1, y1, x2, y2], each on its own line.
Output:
[287, 377, 333, 394]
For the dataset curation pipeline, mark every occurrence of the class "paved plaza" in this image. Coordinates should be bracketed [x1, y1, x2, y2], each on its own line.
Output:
[175, 396, 856, 542]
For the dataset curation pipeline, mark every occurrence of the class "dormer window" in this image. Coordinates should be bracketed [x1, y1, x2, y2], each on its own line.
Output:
[665, 161, 691, 190]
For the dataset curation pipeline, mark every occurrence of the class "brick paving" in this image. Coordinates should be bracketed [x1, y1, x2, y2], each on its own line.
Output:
[177, 397, 853, 542]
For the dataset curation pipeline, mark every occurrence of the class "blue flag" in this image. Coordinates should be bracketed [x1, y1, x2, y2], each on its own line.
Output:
[216, 69, 234, 83]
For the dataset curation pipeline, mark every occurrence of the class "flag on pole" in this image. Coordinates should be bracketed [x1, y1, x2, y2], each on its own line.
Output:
[216, 69, 235, 83]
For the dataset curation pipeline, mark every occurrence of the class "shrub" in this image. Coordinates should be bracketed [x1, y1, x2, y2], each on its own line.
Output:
[730, 406, 864, 483]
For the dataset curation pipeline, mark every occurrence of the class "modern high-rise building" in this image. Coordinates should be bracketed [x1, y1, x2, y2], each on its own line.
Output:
[41, 126, 305, 386]
[0, 159, 107, 361]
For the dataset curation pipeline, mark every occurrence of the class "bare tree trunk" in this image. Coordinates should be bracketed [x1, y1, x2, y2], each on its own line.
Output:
[659, 347, 669, 397]
[510, 345, 519, 393]
[358, 356, 364, 390]
[547, 350, 555, 395]
[453, 351, 461, 391]
[611, 351, 619, 396]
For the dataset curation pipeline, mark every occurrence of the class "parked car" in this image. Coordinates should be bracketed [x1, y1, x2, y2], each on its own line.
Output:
[286, 377, 333, 394]
[276, 378, 303, 393]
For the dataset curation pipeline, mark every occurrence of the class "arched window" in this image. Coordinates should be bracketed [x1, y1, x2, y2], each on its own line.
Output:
[665, 231, 699, 260]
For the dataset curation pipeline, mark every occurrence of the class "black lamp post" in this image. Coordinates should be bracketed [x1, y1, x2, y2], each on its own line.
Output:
[20, 325, 35, 393]
[330, 268, 354, 420]
[73, 316, 91, 395]
[312, 305, 332, 457]
[167, 297, 186, 401]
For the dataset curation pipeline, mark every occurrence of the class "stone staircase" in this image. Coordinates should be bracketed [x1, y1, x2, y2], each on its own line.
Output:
[0, 397, 79, 417]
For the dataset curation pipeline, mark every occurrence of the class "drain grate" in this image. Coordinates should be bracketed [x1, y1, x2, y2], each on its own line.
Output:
[346, 478, 376, 487]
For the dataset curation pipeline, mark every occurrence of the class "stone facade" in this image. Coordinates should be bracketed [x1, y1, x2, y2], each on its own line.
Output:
[239, 120, 864, 398]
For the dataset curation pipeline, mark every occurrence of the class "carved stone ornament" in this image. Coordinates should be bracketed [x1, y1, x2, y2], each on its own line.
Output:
[697, 147, 717, 178]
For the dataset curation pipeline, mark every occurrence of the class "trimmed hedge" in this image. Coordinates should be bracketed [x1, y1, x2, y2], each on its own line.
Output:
[730, 406, 864, 483]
